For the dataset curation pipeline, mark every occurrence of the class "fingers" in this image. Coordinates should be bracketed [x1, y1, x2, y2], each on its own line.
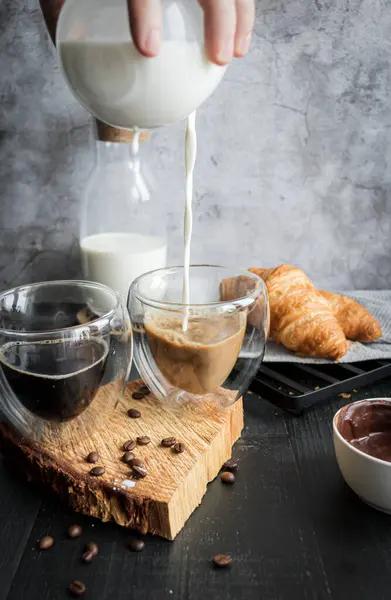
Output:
[127, 0, 162, 57]
[199, 0, 236, 66]
[234, 0, 255, 57]
[199, 0, 255, 64]
[127, 0, 255, 63]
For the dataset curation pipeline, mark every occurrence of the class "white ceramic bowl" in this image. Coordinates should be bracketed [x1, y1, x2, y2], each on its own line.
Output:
[333, 398, 391, 514]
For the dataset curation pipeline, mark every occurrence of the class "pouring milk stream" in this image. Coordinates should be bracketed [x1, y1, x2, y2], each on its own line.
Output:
[182, 111, 197, 330]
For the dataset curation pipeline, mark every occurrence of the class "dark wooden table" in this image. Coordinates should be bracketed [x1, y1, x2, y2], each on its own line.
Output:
[1, 379, 391, 600]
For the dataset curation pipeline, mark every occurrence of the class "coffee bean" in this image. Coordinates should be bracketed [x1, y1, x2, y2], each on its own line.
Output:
[68, 524, 83, 538]
[129, 539, 145, 552]
[212, 554, 232, 568]
[128, 408, 141, 419]
[161, 437, 176, 448]
[85, 541, 99, 556]
[122, 451, 135, 463]
[137, 436, 151, 446]
[221, 471, 235, 484]
[222, 459, 239, 472]
[86, 451, 99, 464]
[173, 442, 186, 454]
[132, 391, 145, 400]
[69, 580, 86, 597]
[90, 466, 105, 476]
[82, 550, 94, 563]
[139, 386, 150, 395]
[38, 535, 54, 550]
[132, 464, 148, 478]
[129, 457, 144, 468]
[123, 439, 136, 452]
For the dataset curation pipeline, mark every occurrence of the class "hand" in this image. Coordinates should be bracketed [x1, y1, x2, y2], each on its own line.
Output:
[127, 0, 255, 65]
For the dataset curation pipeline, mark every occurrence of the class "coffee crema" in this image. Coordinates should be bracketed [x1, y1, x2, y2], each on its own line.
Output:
[144, 312, 246, 395]
[337, 399, 391, 462]
[0, 337, 108, 421]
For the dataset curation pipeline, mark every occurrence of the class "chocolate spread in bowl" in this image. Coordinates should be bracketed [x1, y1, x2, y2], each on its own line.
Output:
[337, 400, 391, 462]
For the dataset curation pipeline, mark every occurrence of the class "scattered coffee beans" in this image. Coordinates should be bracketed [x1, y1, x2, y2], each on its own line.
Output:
[221, 471, 235, 484]
[129, 457, 144, 468]
[139, 386, 150, 395]
[129, 539, 145, 552]
[132, 391, 145, 400]
[68, 524, 83, 538]
[222, 459, 239, 472]
[85, 541, 99, 556]
[173, 442, 186, 454]
[161, 437, 176, 448]
[132, 465, 148, 478]
[212, 554, 232, 568]
[39, 535, 54, 550]
[137, 435, 151, 446]
[69, 580, 86, 597]
[122, 451, 135, 464]
[128, 408, 141, 419]
[86, 451, 99, 464]
[123, 439, 136, 452]
[90, 466, 105, 477]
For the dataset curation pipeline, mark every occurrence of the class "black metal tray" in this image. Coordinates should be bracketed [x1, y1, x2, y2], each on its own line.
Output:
[249, 360, 391, 415]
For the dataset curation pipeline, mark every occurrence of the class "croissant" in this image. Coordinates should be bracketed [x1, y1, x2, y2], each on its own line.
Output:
[249, 265, 348, 360]
[319, 290, 382, 342]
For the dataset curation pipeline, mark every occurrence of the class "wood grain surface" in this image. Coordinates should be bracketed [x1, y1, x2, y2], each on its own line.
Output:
[0, 380, 243, 541]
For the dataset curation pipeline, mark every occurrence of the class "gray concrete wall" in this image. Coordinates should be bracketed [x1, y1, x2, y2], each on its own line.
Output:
[1, 0, 391, 290]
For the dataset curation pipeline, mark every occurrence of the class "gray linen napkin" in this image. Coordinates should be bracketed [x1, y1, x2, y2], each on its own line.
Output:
[264, 291, 391, 364]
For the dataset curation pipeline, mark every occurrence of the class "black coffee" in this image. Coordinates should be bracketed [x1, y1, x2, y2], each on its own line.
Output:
[0, 337, 108, 421]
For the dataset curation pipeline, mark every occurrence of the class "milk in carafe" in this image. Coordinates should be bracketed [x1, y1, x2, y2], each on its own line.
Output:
[79, 125, 167, 299]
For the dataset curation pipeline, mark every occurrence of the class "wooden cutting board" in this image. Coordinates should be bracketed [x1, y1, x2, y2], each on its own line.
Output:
[0, 380, 243, 540]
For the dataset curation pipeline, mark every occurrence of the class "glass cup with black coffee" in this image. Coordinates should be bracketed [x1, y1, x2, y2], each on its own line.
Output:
[0, 281, 132, 440]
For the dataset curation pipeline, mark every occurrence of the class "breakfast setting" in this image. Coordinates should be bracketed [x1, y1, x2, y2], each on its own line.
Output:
[1, 0, 391, 599]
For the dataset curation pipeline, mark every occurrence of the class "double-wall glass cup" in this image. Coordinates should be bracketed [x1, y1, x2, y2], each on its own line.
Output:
[0, 280, 132, 443]
[129, 266, 268, 408]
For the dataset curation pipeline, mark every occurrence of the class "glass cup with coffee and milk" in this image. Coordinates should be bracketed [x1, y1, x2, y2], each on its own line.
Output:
[129, 266, 269, 407]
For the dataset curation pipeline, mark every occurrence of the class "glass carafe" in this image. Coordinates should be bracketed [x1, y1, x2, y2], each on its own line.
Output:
[80, 122, 167, 300]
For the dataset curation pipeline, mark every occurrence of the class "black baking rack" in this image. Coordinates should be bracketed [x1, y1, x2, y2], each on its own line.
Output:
[249, 360, 391, 415]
